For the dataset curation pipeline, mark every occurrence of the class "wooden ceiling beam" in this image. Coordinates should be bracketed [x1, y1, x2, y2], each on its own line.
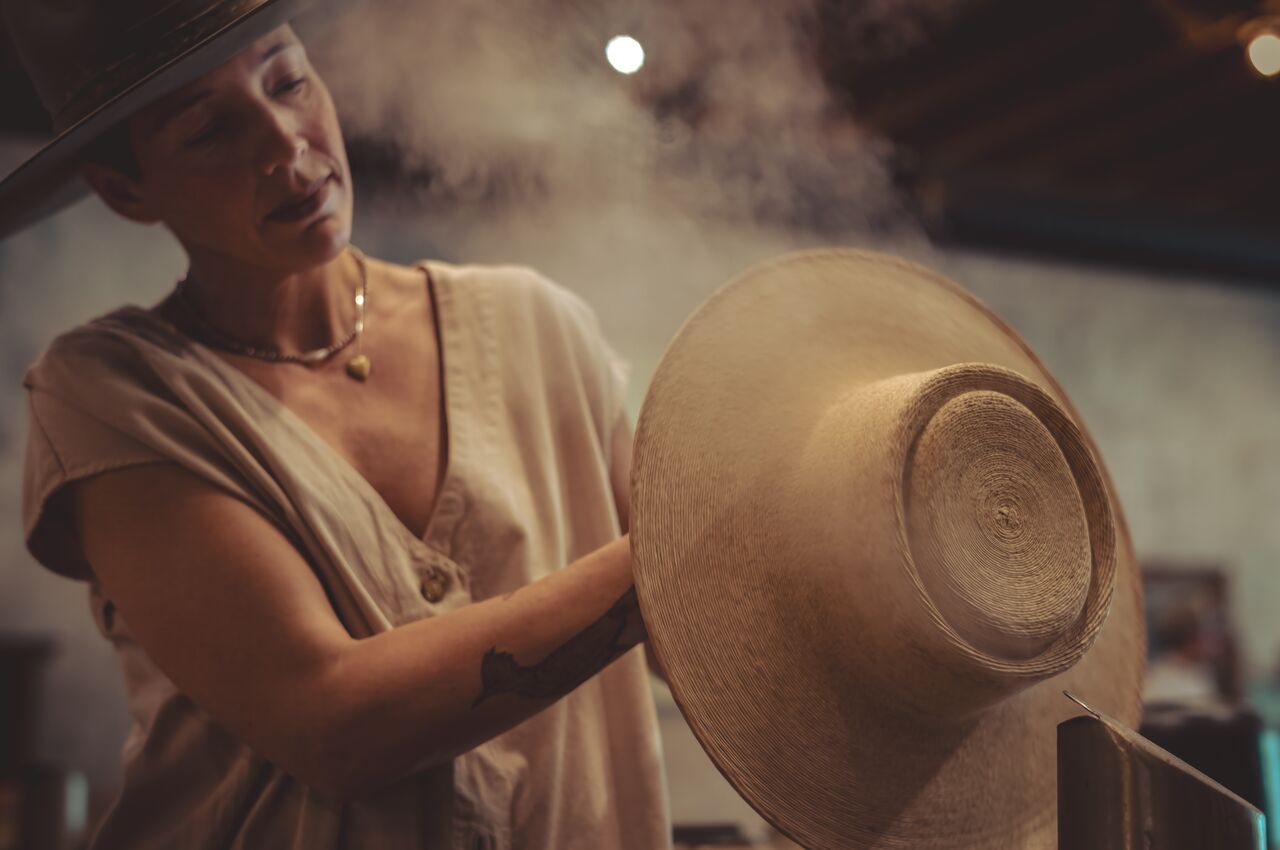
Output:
[1109, 131, 1244, 198]
[928, 39, 1211, 167]
[1108, 88, 1270, 199]
[999, 49, 1246, 177]
[856, 4, 1120, 136]
[1170, 147, 1280, 214]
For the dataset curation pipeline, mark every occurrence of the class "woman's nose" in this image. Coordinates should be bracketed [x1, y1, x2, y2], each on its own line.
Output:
[256, 111, 308, 177]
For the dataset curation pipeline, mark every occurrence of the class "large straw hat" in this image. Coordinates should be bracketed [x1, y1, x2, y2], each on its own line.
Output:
[631, 249, 1145, 849]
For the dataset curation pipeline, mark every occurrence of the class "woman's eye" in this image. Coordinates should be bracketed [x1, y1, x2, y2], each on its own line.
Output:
[276, 77, 307, 96]
[187, 121, 223, 148]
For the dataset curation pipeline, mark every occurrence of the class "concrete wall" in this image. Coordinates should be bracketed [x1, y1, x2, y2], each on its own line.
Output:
[3, 165, 1279, 825]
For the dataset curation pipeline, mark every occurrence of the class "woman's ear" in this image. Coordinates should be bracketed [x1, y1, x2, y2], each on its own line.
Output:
[79, 161, 161, 225]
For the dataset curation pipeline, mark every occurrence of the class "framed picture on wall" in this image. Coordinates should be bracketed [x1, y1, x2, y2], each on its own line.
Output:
[1142, 563, 1242, 704]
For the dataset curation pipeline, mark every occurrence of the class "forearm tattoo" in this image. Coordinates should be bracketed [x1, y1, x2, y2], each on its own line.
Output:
[471, 586, 640, 708]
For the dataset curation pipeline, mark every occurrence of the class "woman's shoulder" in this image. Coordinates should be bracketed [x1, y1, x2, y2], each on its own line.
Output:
[23, 305, 166, 394]
[364, 254, 621, 389]
[414, 256, 542, 296]
[420, 257, 601, 332]
[365, 253, 555, 310]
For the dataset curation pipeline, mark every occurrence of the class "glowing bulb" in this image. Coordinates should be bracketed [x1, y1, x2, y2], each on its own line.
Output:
[606, 35, 645, 75]
[1247, 32, 1280, 77]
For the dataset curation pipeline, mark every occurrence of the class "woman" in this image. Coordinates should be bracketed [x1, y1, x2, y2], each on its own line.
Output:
[12, 5, 669, 848]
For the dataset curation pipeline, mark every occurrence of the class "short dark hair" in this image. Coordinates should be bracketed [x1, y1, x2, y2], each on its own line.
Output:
[80, 117, 141, 180]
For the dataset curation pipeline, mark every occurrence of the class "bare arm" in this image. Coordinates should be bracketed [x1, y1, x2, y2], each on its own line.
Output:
[70, 462, 644, 802]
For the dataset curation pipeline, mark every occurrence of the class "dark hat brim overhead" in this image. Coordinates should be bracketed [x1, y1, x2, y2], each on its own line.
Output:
[631, 249, 1145, 849]
[0, 0, 317, 241]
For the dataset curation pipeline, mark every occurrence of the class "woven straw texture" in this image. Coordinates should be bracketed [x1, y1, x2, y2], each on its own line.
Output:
[631, 249, 1145, 850]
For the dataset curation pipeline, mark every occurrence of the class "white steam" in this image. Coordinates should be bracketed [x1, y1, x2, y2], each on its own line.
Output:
[302, 0, 970, 385]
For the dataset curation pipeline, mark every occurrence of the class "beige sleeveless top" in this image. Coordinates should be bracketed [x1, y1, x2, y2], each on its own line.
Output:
[20, 259, 671, 850]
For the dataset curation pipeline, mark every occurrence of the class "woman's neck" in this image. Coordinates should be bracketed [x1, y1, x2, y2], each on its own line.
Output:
[173, 245, 362, 355]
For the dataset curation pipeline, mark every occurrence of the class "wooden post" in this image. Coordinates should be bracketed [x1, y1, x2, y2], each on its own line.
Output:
[1058, 698, 1265, 849]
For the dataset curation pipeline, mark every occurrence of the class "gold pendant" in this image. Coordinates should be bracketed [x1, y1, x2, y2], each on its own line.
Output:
[346, 354, 371, 381]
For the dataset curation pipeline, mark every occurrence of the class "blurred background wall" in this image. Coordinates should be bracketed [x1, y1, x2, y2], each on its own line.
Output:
[3, 0, 1280, 843]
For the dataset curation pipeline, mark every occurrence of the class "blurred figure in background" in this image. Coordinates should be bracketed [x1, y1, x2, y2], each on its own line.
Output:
[1144, 603, 1223, 704]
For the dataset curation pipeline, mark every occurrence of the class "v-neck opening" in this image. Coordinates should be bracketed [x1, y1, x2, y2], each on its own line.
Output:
[417, 260, 454, 547]
[112, 257, 457, 561]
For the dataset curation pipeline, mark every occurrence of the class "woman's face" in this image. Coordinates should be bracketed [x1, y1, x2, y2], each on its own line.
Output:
[122, 24, 352, 272]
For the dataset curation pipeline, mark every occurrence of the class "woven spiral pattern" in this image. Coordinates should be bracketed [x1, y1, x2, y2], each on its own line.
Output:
[905, 389, 1092, 663]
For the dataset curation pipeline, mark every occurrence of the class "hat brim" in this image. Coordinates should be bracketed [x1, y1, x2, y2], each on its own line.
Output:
[631, 249, 1145, 849]
[0, 0, 318, 241]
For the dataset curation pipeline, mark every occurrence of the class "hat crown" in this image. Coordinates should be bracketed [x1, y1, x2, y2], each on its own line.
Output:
[1, 0, 268, 132]
[907, 387, 1093, 660]
[786, 363, 1116, 721]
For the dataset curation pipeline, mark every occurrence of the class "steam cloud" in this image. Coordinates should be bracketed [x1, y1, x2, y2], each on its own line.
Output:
[311, 0, 967, 222]
[304, 0, 970, 386]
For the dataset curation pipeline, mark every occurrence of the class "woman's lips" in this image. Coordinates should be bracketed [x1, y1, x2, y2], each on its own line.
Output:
[267, 174, 335, 223]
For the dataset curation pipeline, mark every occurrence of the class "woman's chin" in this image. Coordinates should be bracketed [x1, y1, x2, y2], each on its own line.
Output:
[268, 216, 351, 265]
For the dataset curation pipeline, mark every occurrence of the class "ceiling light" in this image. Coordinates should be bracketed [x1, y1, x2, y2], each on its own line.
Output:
[606, 35, 645, 75]
[1247, 31, 1280, 77]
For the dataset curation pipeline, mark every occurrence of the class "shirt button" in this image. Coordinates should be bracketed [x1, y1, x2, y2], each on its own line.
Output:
[421, 566, 449, 603]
